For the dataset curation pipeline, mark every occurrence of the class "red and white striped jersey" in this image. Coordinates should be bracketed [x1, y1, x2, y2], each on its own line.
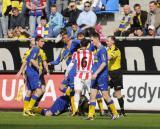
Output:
[72, 49, 94, 80]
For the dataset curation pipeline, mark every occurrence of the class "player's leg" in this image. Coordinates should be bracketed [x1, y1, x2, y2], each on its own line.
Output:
[23, 77, 32, 116]
[110, 70, 125, 116]
[34, 73, 46, 107]
[96, 92, 104, 116]
[26, 74, 43, 115]
[114, 89, 125, 116]
[98, 76, 119, 119]
[87, 88, 97, 120]
[74, 77, 83, 113]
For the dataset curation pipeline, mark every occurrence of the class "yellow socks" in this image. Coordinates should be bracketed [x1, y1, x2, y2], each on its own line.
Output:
[88, 102, 96, 118]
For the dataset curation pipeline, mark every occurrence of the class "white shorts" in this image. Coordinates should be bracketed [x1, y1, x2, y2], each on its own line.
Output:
[74, 77, 91, 93]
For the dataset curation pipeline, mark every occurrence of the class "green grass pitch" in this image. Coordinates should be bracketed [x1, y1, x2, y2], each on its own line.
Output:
[0, 112, 160, 129]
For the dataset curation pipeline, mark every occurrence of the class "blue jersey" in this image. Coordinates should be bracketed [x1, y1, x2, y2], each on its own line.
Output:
[92, 45, 108, 77]
[50, 40, 80, 66]
[49, 96, 70, 115]
[26, 47, 41, 74]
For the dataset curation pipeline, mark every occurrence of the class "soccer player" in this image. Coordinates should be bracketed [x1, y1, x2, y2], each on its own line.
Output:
[33, 94, 89, 116]
[87, 33, 119, 120]
[106, 36, 126, 116]
[48, 33, 81, 114]
[65, 39, 94, 114]
[24, 36, 45, 116]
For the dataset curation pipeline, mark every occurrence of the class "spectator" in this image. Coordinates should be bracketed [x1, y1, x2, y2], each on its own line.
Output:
[132, 4, 148, 32]
[77, 1, 97, 36]
[147, 25, 157, 37]
[157, 0, 160, 8]
[129, 27, 144, 37]
[77, 32, 85, 40]
[13, 27, 30, 39]
[62, 1, 82, 27]
[56, 0, 69, 13]
[26, 0, 46, 36]
[146, 1, 160, 36]
[0, 0, 3, 38]
[11, 0, 23, 13]
[95, 24, 106, 43]
[114, 5, 133, 36]
[1, 0, 12, 38]
[9, 7, 26, 29]
[48, 4, 63, 37]
[35, 16, 49, 38]
[7, 29, 14, 38]
[46, 0, 56, 19]
[67, 22, 82, 39]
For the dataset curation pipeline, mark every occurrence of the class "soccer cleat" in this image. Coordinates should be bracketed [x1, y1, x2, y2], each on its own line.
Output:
[83, 117, 94, 120]
[24, 109, 35, 116]
[105, 111, 113, 118]
[100, 111, 105, 116]
[119, 112, 127, 117]
[22, 111, 30, 116]
[111, 115, 119, 120]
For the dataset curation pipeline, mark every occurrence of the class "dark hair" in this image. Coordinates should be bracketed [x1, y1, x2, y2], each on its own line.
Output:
[12, 7, 19, 11]
[90, 32, 100, 40]
[51, 4, 57, 8]
[149, 1, 157, 5]
[71, 22, 78, 26]
[107, 36, 116, 43]
[41, 16, 47, 20]
[134, 3, 141, 9]
[81, 39, 90, 47]
[84, 1, 91, 6]
[35, 36, 43, 42]
[69, 0, 76, 4]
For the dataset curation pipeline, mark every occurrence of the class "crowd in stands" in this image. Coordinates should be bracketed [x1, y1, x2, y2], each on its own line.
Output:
[0, 0, 160, 39]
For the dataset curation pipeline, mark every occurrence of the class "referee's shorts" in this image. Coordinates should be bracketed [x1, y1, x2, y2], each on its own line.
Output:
[109, 69, 123, 91]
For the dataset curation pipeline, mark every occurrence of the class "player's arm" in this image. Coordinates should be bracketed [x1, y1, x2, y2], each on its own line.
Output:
[29, 47, 40, 70]
[41, 50, 50, 74]
[48, 48, 64, 65]
[92, 49, 107, 79]
[43, 61, 50, 74]
[108, 50, 119, 60]
[17, 61, 26, 77]
[65, 52, 77, 78]
[30, 59, 40, 70]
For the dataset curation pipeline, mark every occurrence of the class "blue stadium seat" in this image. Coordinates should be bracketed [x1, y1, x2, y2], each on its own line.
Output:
[95, 0, 119, 14]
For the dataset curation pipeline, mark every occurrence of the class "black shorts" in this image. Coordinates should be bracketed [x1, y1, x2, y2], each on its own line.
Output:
[109, 69, 123, 91]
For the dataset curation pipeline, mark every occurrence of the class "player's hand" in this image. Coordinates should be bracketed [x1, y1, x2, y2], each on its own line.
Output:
[92, 73, 97, 80]
[48, 62, 51, 66]
[16, 71, 21, 78]
[39, 68, 42, 76]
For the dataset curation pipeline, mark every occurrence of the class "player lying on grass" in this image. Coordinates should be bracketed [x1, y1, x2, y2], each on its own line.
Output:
[33, 94, 89, 116]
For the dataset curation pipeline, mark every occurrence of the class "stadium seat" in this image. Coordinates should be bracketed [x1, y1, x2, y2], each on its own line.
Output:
[95, 0, 119, 14]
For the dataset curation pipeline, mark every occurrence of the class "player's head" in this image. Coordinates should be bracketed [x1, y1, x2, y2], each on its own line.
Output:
[90, 32, 100, 46]
[77, 32, 85, 40]
[78, 95, 89, 115]
[80, 39, 90, 49]
[62, 33, 70, 43]
[106, 36, 116, 47]
[35, 36, 45, 48]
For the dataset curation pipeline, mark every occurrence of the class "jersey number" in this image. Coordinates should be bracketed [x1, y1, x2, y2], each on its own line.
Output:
[81, 57, 87, 69]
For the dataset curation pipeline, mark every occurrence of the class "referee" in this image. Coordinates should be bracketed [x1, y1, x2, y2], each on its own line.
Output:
[106, 36, 126, 116]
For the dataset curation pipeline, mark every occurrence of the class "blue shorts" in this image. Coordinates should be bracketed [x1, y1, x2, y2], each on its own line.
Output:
[26, 71, 41, 91]
[62, 67, 76, 89]
[91, 75, 108, 91]
[49, 96, 70, 115]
